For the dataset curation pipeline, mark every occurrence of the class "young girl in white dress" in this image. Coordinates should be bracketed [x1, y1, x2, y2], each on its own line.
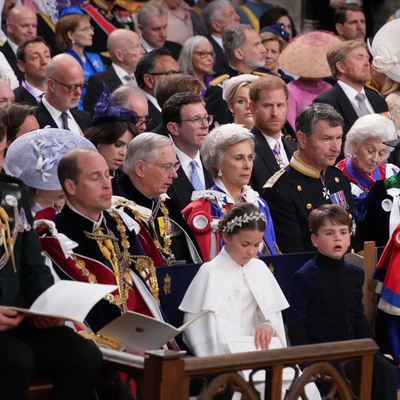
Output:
[180, 202, 321, 400]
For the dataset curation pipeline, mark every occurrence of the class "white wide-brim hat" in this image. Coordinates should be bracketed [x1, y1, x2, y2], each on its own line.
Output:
[5, 128, 97, 191]
[368, 19, 400, 83]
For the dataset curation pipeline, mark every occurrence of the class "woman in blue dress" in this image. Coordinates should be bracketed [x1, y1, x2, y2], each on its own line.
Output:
[56, 7, 106, 110]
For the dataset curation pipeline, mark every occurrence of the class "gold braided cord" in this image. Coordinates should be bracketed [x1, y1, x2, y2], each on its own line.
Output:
[0, 206, 15, 271]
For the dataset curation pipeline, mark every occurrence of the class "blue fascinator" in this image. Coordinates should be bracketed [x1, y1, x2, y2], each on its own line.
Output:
[5, 128, 97, 190]
[260, 23, 290, 42]
[92, 84, 139, 126]
[59, 7, 85, 18]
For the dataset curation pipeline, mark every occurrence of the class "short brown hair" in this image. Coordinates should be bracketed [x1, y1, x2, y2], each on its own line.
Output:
[0, 103, 36, 143]
[259, 32, 286, 53]
[58, 150, 82, 192]
[334, 3, 365, 26]
[156, 74, 202, 109]
[161, 92, 203, 126]
[309, 204, 351, 236]
[327, 40, 366, 80]
[55, 13, 91, 51]
[16, 36, 50, 62]
[249, 75, 289, 102]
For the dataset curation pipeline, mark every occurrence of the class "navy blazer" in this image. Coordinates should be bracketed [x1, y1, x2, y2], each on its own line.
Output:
[206, 34, 230, 77]
[83, 66, 122, 112]
[14, 85, 37, 106]
[250, 125, 298, 195]
[35, 100, 92, 132]
[313, 83, 388, 159]
[167, 155, 214, 211]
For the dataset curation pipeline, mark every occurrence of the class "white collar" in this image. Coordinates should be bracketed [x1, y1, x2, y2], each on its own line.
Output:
[146, 93, 161, 111]
[112, 63, 136, 83]
[173, 143, 201, 170]
[262, 132, 284, 151]
[140, 37, 156, 53]
[211, 34, 223, 49]
[7, 38, 18, 54]
[24, 80, 44, 99]
[67, 201, 104, 231]
[337, 80, 366, 101]
[42, 96, 73, 120]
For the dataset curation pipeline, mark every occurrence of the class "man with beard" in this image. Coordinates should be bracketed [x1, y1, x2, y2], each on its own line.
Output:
[262, 103, 354, 254]
[249, 75, 298, 195]
[204, 24, 266, 125]
[313, 40, 388, 160]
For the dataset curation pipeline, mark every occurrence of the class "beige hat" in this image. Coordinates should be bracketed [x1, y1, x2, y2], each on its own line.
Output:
[279, 31, 344, 78]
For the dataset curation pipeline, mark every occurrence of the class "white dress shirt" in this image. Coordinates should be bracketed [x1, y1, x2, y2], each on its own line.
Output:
[141, 38, 156, 53]
[7, 39, 18, 54]
[42, 97, 81, 135]
[145, 93, 161, 112]
[24, 80, 44, 102]
[337, 80, 375, 114]
[262, 132, 290, 168]
[173, 144, 206, 189]
[112, 63, 138, 86]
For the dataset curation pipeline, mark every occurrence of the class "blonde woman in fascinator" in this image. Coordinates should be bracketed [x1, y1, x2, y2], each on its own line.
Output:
[182, 123, 279, 262]
[222, 74, 259, 130]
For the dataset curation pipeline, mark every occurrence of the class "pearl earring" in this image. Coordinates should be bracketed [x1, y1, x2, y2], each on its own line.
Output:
[217, 170, 223, 177]
[71, 40, 75, 44]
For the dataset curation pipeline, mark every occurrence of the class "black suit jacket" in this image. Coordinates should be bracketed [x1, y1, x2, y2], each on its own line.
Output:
[35, 100, 92, 132]
[313, 83, 388, 158]
[163, 41, 182, 61]
[0, 41, 23, 83]
[13, 85, 37, 106]
[206, 34, 230, 77]
[250, 126, 298, 195]
[167, 155, 214, 211]
[152, 122, 169, 137]
[147, 100, 162, 131]
[83, 66, 122, 112]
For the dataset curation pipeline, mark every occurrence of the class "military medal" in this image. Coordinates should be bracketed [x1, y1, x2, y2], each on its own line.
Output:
[320, 172, 331, 200]
[330, 190, 349, 210]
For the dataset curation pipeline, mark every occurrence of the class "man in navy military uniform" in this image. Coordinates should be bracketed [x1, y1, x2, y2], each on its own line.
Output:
[0, 121, 102, 399]
[262, 103, 356, 254]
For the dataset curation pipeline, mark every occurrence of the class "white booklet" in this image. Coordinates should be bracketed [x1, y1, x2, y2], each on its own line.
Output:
[98, 309, 210, 352]
[226, 336, 295, 381]
[7, 281, 117, 323]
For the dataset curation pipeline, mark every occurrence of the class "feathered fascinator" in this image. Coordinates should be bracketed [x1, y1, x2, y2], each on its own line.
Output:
[92, 84, 139, 126]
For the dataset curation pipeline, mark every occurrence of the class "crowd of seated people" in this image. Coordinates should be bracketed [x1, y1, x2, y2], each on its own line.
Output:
[1, 0, 400, 398]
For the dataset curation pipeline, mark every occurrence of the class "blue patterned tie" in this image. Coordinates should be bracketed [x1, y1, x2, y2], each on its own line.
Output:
[190, 160, 204, 191]
[61, 112, 70, 131]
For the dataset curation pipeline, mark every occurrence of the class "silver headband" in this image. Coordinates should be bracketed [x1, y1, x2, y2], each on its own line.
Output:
[221, 211, 266, 233]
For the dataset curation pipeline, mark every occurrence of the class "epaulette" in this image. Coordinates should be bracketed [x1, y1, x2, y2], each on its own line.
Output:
[263, 169, 285, 189]
[252, 71, 269, 77]
[115, 0, 145, 14]
[365, 80, 380, 94]
[210, 74, 230, 87]
[0, 172, 23, 186]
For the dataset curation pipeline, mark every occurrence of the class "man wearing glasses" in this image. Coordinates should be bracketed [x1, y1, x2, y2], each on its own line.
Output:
[35, 54, 92, 133]
[162, 92, 214, 211]
[135, 48, 181, 131]
[113, 132, 203, 266]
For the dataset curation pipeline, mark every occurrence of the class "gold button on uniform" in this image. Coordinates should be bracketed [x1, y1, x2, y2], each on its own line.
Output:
[349, 214, 352, 219]
[335, 177, 339, 183]
[297, 185, 302, 191]
[307, 204, 312, 210]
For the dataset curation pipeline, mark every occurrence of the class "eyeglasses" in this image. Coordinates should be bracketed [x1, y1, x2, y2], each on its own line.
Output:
[180, 115, 213, 128]
[143, 160, 181, 173]
[52, 79, 88, 92]
[194, 51, 216, 59]
[137, 116, 153, 127]
[147, 70, 183, 76]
